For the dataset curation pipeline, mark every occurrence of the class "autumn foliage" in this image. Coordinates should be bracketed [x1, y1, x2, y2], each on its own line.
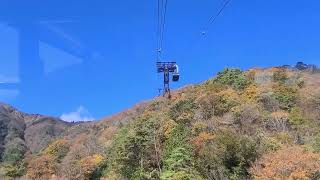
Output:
[1, 65, 320, 180]
[251, 146, 320, 179]
[27, 155, 56, 180]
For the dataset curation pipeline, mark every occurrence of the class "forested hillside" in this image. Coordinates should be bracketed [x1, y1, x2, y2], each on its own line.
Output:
[1, 64, 320, 180]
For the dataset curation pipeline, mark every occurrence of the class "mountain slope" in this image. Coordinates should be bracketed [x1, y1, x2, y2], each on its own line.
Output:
[24, 117, 72, 153]
[1, 63, 320, 180]
[0, 103, 83, 178]
[0, 104, 26, 162]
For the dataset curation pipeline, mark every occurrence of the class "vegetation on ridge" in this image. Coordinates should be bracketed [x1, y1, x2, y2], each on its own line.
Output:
[1, 65, 320, 179]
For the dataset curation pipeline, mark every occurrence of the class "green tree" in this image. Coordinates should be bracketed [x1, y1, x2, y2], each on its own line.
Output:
[213, 131, 258, 179]
[2, 138, 27, 177]
[161, 124, 203, 179]
[214, 68, 250, 91]
[169, 99, 197, 123]
[105, 116, 161, 179]
[2, 138, 26, 165]
[272, 85, 297, 111]
[288, 107, 306, 126]
[313, 133, 320, 153]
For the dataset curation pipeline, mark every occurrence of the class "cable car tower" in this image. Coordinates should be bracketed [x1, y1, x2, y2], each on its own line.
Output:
[157, 62, 179, 98]
[155, 0, 179, 98]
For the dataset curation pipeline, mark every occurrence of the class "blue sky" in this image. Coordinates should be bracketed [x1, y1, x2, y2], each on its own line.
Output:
[0, 0, 319, 120]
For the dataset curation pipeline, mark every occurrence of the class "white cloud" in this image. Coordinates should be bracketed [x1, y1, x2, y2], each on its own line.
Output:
[60, 106, 94, 122]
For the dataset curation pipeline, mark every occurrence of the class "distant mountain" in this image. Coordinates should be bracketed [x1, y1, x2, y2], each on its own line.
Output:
[0, 104, 72, 157]
[1, 64, 320, 180]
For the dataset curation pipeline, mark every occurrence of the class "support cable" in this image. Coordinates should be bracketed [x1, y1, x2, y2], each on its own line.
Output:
[202, 0, 231, 35]
[156, 0, 168, 60]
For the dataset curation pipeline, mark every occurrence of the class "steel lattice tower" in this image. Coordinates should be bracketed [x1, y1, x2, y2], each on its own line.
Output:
[156, 62, 179, 98]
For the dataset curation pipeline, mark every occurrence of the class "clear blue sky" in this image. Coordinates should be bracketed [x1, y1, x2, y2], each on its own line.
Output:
[0, 0, 319, 120]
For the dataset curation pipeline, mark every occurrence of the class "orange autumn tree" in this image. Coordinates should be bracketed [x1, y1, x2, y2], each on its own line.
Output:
[191, 132, 214, 153]
[79, 154, 104, 180]
[26, 155, 56, 180]
[250, 146, 320, 179]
